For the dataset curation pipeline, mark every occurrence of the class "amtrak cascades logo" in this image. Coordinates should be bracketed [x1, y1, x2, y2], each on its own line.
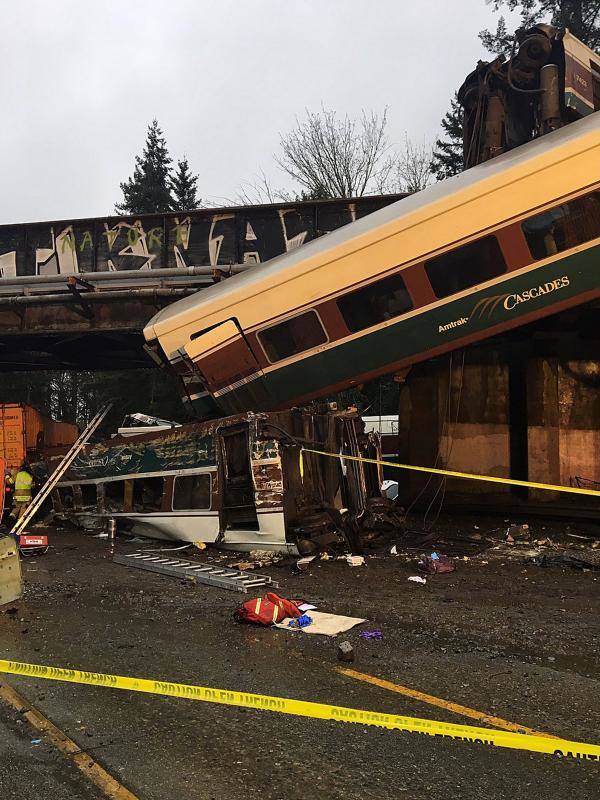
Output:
[437, 275, 571, 332]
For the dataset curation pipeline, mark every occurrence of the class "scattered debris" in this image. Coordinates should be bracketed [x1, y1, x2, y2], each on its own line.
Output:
[408, 575, 427, 585]
[346, 555, 365, 567]
[360, 630, 383, 640]
[296, 555, 316, 572]
[250, 549, 281, 563]
[338, 641, 354, 662]
[507, 524, 530, 540]
[230, 560, 254, 571]
[380, 480, 399, 501]
[528, 554, 599, 570]
[418, 552, 456, 574]
[231, 550, 282, 570]
[286, 613, 313, 629]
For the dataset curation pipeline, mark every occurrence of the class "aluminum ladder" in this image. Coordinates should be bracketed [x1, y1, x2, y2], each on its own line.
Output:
[113, 551, 279, 593]
[10, 403, 112, 537]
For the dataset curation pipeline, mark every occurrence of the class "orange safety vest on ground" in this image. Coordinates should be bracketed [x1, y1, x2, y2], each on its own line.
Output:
[14, 471, 33, 503]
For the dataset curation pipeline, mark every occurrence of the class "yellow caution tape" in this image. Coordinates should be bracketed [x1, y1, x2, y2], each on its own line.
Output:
[0, 658, 598, 760]
[300, 448, 600, 498]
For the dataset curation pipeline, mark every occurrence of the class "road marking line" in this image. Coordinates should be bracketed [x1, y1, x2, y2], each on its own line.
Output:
[0, 657, 596, 759]
[0, 679, 138, 800]
[336, 667, 557, 738]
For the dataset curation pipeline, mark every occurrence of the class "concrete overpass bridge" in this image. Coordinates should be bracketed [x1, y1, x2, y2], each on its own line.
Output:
[0, 194, 402, 370]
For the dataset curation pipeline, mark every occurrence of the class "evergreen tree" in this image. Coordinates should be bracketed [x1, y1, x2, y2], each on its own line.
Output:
[115, 119, 174, 215]
[430, 93, 464, 181]
[170, 157, 200, 211]
[480, 1, 600, 55]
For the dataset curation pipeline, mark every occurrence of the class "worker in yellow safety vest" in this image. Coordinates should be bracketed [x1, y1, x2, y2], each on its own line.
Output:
[2, 468, 16, 523]
[11, 464, 34, 522]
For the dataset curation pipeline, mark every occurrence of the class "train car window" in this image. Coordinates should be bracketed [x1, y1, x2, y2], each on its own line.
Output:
[80, 484, 97, 510]
[522, 193, 600, 260]
[173, 473, 211, 510]
[258, 310, 327, 363]
[425, 236, 506, 299]
[337, 273, 413, 333]
[132, 477, 164, 512]
[105, 480, 126, 513]
[57, 486, 74, 510]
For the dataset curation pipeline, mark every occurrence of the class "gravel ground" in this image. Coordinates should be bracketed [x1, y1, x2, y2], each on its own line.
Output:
[0, 514, 599, 799]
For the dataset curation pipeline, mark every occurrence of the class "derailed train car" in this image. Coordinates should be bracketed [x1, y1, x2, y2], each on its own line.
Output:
[144, 112, 600, 419]
[49, 408, 389, 553]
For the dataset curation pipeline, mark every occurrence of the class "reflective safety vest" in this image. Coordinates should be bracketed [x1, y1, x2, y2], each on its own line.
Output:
[14, 471, 33, 502]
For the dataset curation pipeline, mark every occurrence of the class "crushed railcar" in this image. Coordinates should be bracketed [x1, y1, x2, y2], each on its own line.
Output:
[144, 112, 600, 420]
[460, 26, 600, 169]
[49, 408, 392, 553]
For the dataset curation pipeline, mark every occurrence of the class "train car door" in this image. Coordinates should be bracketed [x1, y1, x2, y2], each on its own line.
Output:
[218, 425, 259, 533]
[184, 320, 269, 413]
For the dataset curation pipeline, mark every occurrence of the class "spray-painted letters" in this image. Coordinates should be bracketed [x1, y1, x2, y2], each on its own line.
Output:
[0, 196, 401, 279]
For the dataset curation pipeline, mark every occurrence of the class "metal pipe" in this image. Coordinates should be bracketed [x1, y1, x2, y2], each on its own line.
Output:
[540, 64, 561, 133]
[0, 264, 250, 287]
[0, 288, 199, 307]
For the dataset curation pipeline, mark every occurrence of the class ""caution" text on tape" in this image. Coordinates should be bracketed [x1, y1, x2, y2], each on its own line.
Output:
[0, 659, 598, 761]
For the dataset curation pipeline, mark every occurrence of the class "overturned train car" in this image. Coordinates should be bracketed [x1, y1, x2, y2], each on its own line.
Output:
[144, 112, 600, 420]
[49, 409, 388, 553]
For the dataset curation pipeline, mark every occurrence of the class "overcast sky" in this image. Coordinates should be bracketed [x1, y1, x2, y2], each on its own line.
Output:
[0, 0, 517, 224]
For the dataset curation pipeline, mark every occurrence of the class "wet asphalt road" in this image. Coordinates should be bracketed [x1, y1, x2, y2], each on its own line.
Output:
[0, 709, 103, 799]
[0, 523, 599, 799]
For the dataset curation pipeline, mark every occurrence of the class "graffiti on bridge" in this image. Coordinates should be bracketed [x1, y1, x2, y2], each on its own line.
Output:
[0, 196, 401, 280]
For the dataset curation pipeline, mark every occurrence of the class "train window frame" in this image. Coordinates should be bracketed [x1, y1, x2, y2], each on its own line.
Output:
[104, 479, 127, 513]
[424, 235, 507, 299]
[57, 485, 74, 511]
[257, 309, 329, 364]
[172, 472, 212, 511]
[79, 483, 98, 510]
[132, 476, 165, 513]
[337, 272, 414, 334]
[521, 191, 600, 261]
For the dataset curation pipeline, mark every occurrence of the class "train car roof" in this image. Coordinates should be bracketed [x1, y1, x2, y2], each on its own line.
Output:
[145, 111, 600, 342]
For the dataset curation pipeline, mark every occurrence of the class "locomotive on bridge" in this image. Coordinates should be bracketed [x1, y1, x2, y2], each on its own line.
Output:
[144, 111, 600, 419]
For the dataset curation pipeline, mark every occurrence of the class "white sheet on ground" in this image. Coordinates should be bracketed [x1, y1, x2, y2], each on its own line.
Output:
[275, 610, 366, 636]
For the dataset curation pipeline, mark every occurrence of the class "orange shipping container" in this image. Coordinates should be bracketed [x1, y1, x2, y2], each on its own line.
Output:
[0, 404, 78, 469]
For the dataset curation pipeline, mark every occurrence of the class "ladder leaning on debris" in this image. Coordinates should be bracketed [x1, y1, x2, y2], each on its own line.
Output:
[10, 403, 113, 538]
[113, 551, 279, 593]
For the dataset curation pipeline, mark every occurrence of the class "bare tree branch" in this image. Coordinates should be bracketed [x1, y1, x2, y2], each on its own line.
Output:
[213, 169, 290, 207]
[379, 135, 434, 194]
[274, 106, 394, 198]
